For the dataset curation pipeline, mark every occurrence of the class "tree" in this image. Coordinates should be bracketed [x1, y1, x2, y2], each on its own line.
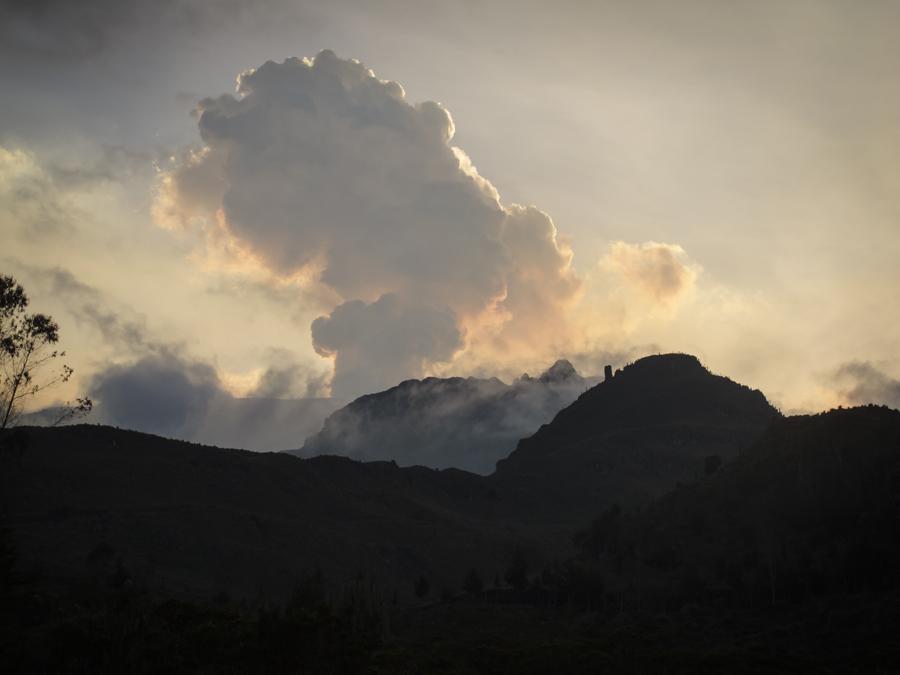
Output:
[463, 567, 483, 595]
[704, 454, 722, 476]
[413, 575, 429, 600]
[1, 274, 91, 430]
[504, 552, 529, 591]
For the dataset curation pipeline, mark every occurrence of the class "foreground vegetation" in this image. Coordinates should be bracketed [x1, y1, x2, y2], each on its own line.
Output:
[2, 570, 898, 674]
[0, 394, 900, 675]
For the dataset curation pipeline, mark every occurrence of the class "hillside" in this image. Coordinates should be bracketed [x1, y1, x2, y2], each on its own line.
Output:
[493, 354, 780, 527]
[4, 360, 900, 673]
[0, 425, 516, 602]
[374, 406, 900, 673]
[0, 354, 784, 603]
[570, 405, 900, 608]
[298, 359, 596, 474]
[4, 403, 897, 673]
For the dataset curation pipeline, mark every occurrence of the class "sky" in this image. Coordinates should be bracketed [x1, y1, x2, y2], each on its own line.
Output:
[2, 0, 900, 445]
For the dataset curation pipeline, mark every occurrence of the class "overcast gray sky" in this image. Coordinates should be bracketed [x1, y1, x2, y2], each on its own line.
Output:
[3, 0, 899, 419]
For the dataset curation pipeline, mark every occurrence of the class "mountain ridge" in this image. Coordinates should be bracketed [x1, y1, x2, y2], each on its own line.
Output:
[297, 359, 598, 474]
[569, 404, 900, 608]
[2, 353, 786, 603]
[491, 353, 780, 529]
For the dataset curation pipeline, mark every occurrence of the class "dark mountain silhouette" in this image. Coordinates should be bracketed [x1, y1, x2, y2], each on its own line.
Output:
[3, 358, 899, 673]
[296, 359, 597, 474]
[1, 353, 780, 604]
[569, 405, 900, 609]
[366, 406, 900, 674]
[0, 425, 514, 603]
[579, 406, 900, 604]
[493, 353, 780, 529]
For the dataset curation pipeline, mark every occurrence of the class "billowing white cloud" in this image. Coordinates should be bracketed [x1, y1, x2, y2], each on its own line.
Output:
[600, 241, 699, 307]
[159, 51, 580, 398]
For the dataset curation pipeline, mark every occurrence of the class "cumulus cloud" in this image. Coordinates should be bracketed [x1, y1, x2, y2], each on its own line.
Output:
[600, 241, 699, 307]
[248, 347, 330, 399]
[834, 361, 900, 410]
[158, 50, 581, 398]
[311, 293, 464, 400]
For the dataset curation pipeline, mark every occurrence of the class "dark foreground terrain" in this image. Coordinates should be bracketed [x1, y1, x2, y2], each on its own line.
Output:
[1, 355, 899, 673]
[3, 579, 897, 674]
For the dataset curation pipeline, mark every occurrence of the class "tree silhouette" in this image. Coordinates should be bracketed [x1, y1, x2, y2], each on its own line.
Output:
[0, 274, 91, 430]
[704, 454, 722, 475]
[463, 567, 483, 594]
[413, 574, 429, 599]
[504, 552, 529, 591]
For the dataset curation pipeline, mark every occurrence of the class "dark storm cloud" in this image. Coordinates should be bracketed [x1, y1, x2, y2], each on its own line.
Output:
[88, 349, 338, 450]
[88, 354, 340, 449]
[835, 362, 900, 410]
[89, 351, 220, 438]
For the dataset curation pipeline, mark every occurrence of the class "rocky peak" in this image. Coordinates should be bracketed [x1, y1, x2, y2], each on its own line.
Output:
[537, 359, 580, 384]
